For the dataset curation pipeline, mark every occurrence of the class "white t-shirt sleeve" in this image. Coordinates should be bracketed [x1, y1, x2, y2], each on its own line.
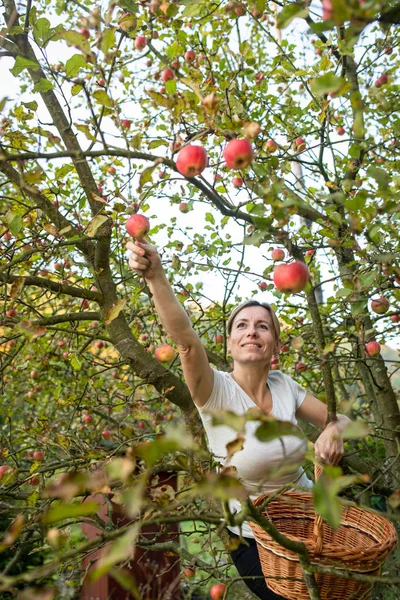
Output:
[197, 368, 229, 413]
[287, 374, 307, 411]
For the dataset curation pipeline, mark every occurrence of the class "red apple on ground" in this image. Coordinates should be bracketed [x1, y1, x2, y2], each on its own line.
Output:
[365, 341, 381, 357]
[210, 584, 226, 600]
[135, 36, 147, 51]
[223, 138, 254, 169]
[273, 261, 309, 293]
[126, 214, 150, 239]
[294, 138, 306, 153]
[33, 451, 44, 461]
[184, 50, 196, 63]
[271, 248, 285, 261]
[162, 68, 174, 82]
[370, 296, 389, 314]
[215, 334, 224, 344]
[258, 281, 267, 291]
[265, 139, 278, 153]
[232, 177, 243, 188]
[155, 343, 175, 362]
[102, 429, 112, 440]
[176, 145, 208, 177]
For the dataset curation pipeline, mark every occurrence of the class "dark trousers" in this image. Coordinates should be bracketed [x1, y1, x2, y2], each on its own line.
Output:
[228, 530, 286, 600]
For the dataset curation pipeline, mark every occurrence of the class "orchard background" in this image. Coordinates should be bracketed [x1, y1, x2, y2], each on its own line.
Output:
[0, 0, 400, 598]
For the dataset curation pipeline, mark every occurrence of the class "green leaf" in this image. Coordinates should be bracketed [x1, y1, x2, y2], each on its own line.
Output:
[341, 420, 370, 439]
[366, 166, 390, 190]
[33, 79, 53, 93]
[10, 56, 40, 77]
[92, 90, 114, 108]
[90, 524, 140, 582]
[138, 164, 157, 191]
[6, 211, 22, 235]
[86, 214, 109, 237]
[22, 101, 38, 111]
[135, 426, 195, 466]
[33, 17, 52, 47]
[70, 355, 82, 371]
[109, 568, 141, 600]
[43, 500, 99, 524]
[277, 3, 308, 29]
[313, 476, 342, 529]
[165, 79, 177, 94]
[310, 73, 347, 96]
[100, 29, 116, 56]
[182, 3, 202, 17]
[65, 54, 86, 78]
[254, 419, 304, 442]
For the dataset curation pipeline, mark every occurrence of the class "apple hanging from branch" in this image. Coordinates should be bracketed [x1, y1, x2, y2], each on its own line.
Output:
[273, 261, 309, 293]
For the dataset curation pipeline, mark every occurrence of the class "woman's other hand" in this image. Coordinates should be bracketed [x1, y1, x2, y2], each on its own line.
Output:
[313, 421, 345, 465]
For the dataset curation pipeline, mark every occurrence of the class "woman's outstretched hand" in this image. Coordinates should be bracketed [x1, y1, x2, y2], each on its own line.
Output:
[126, 239, 163, 281]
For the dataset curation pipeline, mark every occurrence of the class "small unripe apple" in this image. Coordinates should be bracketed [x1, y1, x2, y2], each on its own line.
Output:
[162, 68, 174, 82]
[118, 12, 137, 32]
[295, 362, 308, 372]
[135, 36, 147, 51]
[215, 334, 224, 344]
[365, 341, 380, 357]
[223, 138, 254, 169]
[370, 296, 389, 314]
[258, 281, 267, 291]
[271, 248, 285, 261]
[273, 261, 309, 293]
[294, 138, 306, 153]
[176, 145, 208, 177]
[179, 202, 190, 213]
[102, 429, 112, 440]
[184, 50, 196, 63]
[155, 343, 175, 362]
[210, 584, 226, 600]
[265, 139, 278, 153]
[80, 28, 90, 39]
[121, 119, 132, 128]
[125, 214, 150, 239]
[232, 177, 243, 188]
[33, 451, 44, 461]
[83, 414, 93, 424]
[30, 369, 38, 379]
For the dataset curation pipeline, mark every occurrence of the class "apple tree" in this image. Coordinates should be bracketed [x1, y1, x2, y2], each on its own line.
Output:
[0, 0, 400, 598]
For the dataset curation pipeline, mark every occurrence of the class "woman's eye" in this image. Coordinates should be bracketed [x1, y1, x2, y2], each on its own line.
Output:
[237, 322, 245, 328]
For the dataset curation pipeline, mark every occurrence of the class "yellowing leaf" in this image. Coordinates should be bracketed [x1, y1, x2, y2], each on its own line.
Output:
[105, 299, 126, 325]
[17, 321, 47, 339]
[226, 434, 245, 463]
[10, 277, 25, 299]
[86, 214, 109, 237]
[43, 500, 99, 524]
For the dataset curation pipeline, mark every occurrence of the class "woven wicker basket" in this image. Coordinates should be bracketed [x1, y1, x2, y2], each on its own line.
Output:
[249, 467, 397, 600]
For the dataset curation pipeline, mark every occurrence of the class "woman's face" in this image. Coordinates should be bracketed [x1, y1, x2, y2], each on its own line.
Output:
[227, 305, 277, 365]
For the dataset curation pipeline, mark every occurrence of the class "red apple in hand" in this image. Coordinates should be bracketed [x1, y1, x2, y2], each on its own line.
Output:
[365, 341, 380, 357]
[210, 584, 226, 600]
[370, 296, 389, 314]
[273, 261, 309, 293]
[271, 248, 285, 261]
[155, 343, 175, 362]
[176, 145, 208, 177]
[223, 138, 254, 169]
[126, 214, 150, 239]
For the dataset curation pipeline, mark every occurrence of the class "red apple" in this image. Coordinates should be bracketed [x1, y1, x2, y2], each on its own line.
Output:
[337, 126, 345, 136]
[271, 362, 279, 370]
[179, 202, 190, 213]
[171, 59, 180, 69]
[33, 451, 44, 461]
[57, 340, 66, 348]
[107, 166, 116, 175]
[162, 68, 174, 82]
[210, 584, 226, 600]
[273, 261, 309, 293]
[80, 28, 90, 39]
[223, 138, 254, 169]
[97, 78, 106, 87]
[305, 249, 315, 256]
[374, 74, 388, 88]
[121, 119, 132, 128]
[83, 414, 93, 424]
[184, 567, 195, 577]
[102, 429, 112, 440]
[365, 341, 380, 357]
[6, 309, 16, 318]
[54, 262, 63, 271]
[391, 314, 399, 323]
[176, 145, 208, 177]
[280, 344, 289, 352]
[184, 50, 196, 63]
[295, 362, 308, 372]
[215, 334, 224, 344]
[30, 369, 38, 379]
[96, 341, 105, 349]
[265, 139, 278, 153]
[135, 36, 147, 51]
[0, 465, 12, 480]
[155, 343, 175, 362]
[258, 281, 267, 291]
[126, 214, 150, 239]
[370, 296, 389, 314]
[271, 248, 285, 261]
[29, 477, 40, 486]
[322, 0, 333, 20]
[295, 138, 306, 153]
[232, 177, 243, 188]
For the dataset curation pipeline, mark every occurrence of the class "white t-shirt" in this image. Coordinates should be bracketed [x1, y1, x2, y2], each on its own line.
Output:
[197, 368, 312, 537]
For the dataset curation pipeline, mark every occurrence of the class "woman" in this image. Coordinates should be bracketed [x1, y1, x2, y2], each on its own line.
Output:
[127, 238, 350, 600]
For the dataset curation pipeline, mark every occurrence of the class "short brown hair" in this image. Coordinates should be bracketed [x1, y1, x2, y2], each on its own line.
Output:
[226, 300, 281, 352]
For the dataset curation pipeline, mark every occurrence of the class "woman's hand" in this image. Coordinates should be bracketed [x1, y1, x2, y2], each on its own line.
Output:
[313, 422, 345, 465]
[126, 239, 163, 281]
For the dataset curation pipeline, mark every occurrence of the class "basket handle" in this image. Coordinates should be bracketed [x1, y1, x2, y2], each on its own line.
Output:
[312, 463, 324, 554]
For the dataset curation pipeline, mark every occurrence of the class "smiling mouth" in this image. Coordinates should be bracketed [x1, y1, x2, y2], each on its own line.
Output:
[242, 343, 261, 348]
